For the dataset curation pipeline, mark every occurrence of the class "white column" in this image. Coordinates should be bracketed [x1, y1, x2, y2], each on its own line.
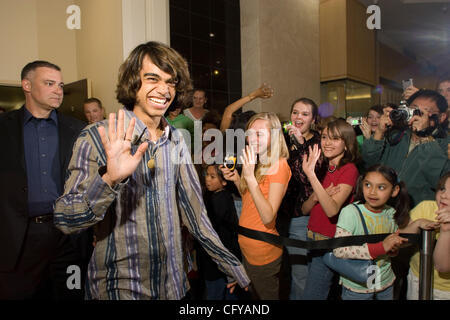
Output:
[122, 0, 170, 60]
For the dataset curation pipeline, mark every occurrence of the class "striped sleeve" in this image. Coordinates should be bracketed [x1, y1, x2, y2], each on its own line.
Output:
[175, 136, 250, 288]
[54, 127, 124, 234]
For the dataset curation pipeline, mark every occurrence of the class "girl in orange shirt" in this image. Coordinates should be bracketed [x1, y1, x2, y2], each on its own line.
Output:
[221, 112, 291, 300]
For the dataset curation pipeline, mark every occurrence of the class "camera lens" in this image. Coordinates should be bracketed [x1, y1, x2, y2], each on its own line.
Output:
[389, 109, 407, 123]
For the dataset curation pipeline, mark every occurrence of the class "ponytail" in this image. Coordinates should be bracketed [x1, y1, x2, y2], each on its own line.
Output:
[390, 181, 410, 229]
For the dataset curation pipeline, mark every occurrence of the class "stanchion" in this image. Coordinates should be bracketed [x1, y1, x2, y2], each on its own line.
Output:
[418, 228, 434, 300]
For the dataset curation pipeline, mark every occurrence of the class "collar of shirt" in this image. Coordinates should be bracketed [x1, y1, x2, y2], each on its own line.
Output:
[123, 108, 176, 146]
[23, 107, 58, 126]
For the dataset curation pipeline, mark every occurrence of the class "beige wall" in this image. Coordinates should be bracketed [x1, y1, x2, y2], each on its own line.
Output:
[0, 0, 122, 114]
[320, 0, 347, 82]
[75, 0, 124, 114]
[346, 0, 376, 85]
[320, 0, 376, 86]
[241, 0, 321, 122]
[0, 0, 77, 84]
[36, 0, 78, 83]
[0, 0, 172, 115]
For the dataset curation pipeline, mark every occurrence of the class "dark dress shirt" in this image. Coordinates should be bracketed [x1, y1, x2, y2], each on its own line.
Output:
[23, 108, 62, 217]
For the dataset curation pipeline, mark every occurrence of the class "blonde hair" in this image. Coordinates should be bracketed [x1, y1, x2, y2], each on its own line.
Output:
[240, 112, 289, 194]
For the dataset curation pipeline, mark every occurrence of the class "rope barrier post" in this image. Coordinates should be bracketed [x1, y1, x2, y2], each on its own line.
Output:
[418, 228, 434, 300]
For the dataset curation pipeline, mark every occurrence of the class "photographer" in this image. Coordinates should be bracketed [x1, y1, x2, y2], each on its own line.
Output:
[361, 89, 449, 208]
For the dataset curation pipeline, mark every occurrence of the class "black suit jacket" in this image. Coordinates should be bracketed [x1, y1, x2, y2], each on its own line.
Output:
[0, 106, 86, 272]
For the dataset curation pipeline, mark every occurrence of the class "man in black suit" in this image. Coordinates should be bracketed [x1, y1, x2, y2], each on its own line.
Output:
[0, 61, 90, 299]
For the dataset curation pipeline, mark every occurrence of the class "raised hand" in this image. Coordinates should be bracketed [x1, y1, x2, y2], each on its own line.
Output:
[302, 144, 321, 177]
[403, 85, 419, 100]
[360, 117, 372, 139]
[375, 108, 393, 137]
[249, 83, 274, 101]
[240, 145, 257, 181]
[97, 110, 149, 187]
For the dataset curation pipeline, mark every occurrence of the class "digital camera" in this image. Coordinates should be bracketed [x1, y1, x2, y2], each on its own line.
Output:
[224, 154, 236, 171]
[389, 101, 422, 124]
[346, 117, 362, 126]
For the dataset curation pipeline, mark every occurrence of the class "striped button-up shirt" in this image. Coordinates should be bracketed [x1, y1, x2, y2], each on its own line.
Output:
[54, 109, 249, 299]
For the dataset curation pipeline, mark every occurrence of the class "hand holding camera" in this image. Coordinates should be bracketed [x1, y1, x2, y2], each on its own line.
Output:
[402, 78, 418, 100]
[373, 107, 393, 140]
[224, 154, 237, 171]
[220, 164, 240, 184]
[408, 108, 429, 133]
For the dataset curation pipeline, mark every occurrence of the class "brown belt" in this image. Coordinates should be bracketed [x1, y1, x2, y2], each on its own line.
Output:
[30, 214, 53, 224]
[307, 229, 330, 241]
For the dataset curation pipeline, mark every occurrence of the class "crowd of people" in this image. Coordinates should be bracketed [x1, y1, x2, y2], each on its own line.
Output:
[0, 41, 449, 301]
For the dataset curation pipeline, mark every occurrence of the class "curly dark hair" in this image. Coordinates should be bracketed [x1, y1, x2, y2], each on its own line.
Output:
[116, 41, 193, 110]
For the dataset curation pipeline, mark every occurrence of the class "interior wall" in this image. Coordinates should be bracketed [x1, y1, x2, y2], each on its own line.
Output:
[0, 0, 77, 84]
[75, 0, 124, 115]
[36, 0, 78, 84]
[319, 0, 347, 82]
[241, 0, 320, 121]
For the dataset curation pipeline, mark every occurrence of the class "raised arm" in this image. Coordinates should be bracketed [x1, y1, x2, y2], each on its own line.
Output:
[302, 145, 354, 217]
[240, 146, 289, 226]
[220, 84, 273, 132]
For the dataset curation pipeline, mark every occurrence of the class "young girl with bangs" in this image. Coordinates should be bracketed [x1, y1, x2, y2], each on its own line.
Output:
[332, 165, 438, 300]
[221, 112, 291, 300]
[301, 119, 360, 300]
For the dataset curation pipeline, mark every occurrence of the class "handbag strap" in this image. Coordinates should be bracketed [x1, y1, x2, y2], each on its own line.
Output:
[352, 203, 370, 236]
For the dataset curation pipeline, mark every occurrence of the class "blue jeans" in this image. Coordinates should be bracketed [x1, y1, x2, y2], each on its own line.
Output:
[341, 285, 393, 300]
[286, 216, 309, 300]
[301, 234, 335, 300]
[205, 278, 238, 300]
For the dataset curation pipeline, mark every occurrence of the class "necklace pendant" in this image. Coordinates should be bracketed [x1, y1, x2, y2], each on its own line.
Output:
[147, 157, 155, 169]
